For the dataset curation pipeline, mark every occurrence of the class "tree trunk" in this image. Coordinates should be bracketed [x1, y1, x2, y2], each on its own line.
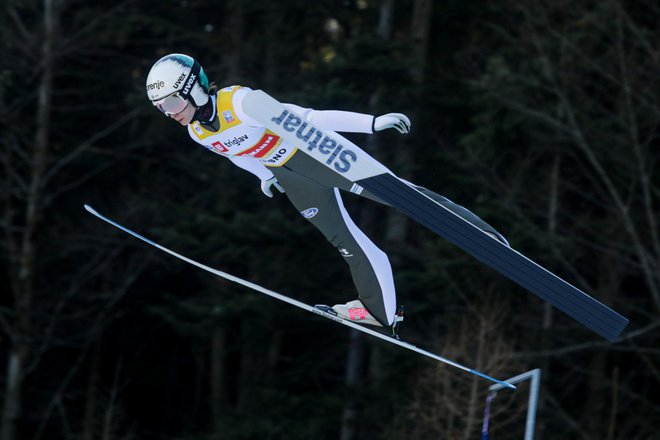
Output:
[409, 0, 432, 84]
[1, 352, 24, 440]
[380, 0, 433, 275]
[462, 322, 485, 440]
[2, 1, 56, 439]
[82, 340, 101, 440]
[340, 329, 365, 440]
[384, 0, 432, 247]
[225, 0, 245, 83]
[264, 4, 283, 90]
[236, 318, 261, 413]
[340, 2, 397, 438]
[210, 323, 227, 440]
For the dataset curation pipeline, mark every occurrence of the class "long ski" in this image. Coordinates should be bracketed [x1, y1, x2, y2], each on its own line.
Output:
[84, 204, 516, 390]
[241, 89, 629, 342]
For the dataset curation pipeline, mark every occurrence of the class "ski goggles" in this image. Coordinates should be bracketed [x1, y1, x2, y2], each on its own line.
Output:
[152, 92, 190, 116]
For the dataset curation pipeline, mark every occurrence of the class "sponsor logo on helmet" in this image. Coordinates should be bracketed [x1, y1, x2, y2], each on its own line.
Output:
[147, 80, 166, 91]
[301, 207, 319, 219]
[172, 73, 186, 89]
[270, 110, 357, 173]
[183, 73, 197, 95]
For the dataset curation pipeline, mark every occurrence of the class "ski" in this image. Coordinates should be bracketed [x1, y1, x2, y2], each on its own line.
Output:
[241, 90, 629, 342]
[84, 204, 516, 390]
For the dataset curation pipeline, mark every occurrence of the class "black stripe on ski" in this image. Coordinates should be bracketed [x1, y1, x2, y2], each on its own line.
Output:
[357, 173, 629, 341]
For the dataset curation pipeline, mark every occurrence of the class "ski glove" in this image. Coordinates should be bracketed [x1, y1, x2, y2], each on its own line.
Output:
[261, 177, 285, 198]
[373, 113, 411, 134]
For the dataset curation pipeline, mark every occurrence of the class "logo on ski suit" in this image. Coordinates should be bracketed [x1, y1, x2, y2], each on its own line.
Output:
[270, 110, 357, 173]
[301, 207, 319, 219]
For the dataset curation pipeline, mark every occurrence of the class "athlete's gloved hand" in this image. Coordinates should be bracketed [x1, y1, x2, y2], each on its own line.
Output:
[260, 177, 285, 198]
[373, 113, 411, 134]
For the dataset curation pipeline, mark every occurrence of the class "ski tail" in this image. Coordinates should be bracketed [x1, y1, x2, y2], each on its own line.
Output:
[357, 174, 629, 341]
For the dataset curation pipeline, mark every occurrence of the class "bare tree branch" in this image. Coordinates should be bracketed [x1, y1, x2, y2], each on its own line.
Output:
[509, 319, 660, 358]
[41, 108, 142, 188]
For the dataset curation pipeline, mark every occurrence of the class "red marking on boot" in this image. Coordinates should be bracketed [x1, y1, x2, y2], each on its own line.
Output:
[348, 308, 370, 320]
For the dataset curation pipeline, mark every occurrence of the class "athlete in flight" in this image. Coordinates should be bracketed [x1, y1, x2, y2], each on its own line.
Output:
[146, 53, 507, 332]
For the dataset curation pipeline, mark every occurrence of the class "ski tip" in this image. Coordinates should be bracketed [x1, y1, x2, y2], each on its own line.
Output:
[502, 382, 517, 390]
[490, 378, 517, 390]
[471, 369, 517, 390]
[83, 204, 98, 215]
[490, 378, 516, 390]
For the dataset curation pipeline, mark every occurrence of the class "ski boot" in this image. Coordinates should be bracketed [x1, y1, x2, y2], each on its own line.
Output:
[314, 299, 382, 326]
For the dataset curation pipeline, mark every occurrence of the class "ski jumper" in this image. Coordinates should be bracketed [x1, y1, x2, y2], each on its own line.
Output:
[187, 86, 503, 326]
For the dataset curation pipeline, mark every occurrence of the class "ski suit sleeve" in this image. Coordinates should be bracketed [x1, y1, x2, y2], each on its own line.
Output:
[232, 88, 375, 133]
[282, 103, 375, 134]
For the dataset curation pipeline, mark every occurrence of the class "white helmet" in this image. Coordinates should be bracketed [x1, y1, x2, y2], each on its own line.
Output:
[146, 54, 210, 114]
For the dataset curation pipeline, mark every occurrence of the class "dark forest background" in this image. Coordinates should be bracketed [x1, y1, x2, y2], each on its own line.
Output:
[1, 0, 659, 439]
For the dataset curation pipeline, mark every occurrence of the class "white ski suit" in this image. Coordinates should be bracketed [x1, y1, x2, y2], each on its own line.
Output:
[187, 85, 502, 326]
